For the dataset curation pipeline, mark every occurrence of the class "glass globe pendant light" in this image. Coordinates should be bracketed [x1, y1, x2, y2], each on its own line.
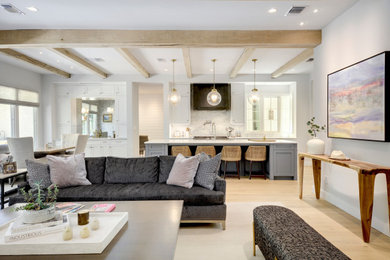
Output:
[207, 59, 222, 106]
[169, 59, 181, 104]
[248, 59, 260, 105]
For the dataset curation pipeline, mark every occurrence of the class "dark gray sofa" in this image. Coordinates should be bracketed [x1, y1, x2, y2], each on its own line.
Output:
[9, 156, 227, 229]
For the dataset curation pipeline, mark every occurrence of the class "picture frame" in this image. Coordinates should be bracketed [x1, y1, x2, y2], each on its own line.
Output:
[327, 51, 390, 142]
[3, 162, 17, 174]
[103, 114, 112, 123]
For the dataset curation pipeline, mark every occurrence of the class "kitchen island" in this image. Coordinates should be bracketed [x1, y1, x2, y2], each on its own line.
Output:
[145, 138, 297, 180]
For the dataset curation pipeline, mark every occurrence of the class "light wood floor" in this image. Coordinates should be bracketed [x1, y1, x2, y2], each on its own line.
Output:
[225, 166, 390, 260]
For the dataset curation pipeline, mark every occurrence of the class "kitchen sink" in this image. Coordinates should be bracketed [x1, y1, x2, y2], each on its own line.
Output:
[193, 136, 232, 140]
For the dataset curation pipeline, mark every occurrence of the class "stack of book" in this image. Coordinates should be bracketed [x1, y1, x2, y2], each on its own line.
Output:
[55, 202, 84, 214]
[5, 213, 68, 242]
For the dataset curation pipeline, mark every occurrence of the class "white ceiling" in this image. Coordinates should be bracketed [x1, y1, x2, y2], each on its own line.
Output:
[0, 0, 358, 78]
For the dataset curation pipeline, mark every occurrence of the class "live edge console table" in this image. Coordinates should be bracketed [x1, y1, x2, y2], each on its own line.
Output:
[298, 152, 390, 243]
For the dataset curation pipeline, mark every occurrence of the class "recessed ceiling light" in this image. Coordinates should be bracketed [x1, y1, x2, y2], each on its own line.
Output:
[209, 69, 213, 72]
[164, 68, 168, 72]
[39, 51, 43, 55]
[313, 9, 319, 13]
[70, 66, 74, 69]
[56, 59, 60, 63]
[26, 6, 38, 12]
[268, 8, 277, 14]
[299, 22, 305, 26]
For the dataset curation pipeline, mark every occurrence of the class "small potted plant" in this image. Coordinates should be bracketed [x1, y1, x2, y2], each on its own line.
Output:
[16, 182, 59, 224]
[306, 117, 326, 154]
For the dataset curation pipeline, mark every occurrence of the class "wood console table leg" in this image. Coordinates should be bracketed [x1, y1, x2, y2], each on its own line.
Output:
[358, 171, 376, 243]
[386, 173, 390, 232]
[298, 156, 304, 199]
[312, 159, 321, 199]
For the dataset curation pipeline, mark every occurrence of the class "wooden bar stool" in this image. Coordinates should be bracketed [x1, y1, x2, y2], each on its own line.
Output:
[195, 146, 216, 157]
[171, 146, 192, 157]
[245, 146, 266, 179]
[221, 146, 241, 179]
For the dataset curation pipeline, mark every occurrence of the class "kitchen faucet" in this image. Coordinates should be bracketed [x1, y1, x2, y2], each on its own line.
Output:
[203, 120, 216, 139]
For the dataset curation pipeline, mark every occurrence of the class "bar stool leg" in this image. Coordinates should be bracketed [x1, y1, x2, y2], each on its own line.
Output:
[249, 160, 253, 180]
[223, 161, 227, 179]
[237, 161, 240, 180]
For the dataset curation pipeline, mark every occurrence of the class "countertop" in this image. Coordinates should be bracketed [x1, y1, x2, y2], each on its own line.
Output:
[145, 138, 297, 145]
[88, 137, 127, 141]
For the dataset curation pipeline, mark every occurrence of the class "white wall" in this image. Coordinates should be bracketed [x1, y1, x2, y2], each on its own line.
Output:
[0, 61, 43, 148]
[138, 83, 164, 140]
[312, 0, 390, 236]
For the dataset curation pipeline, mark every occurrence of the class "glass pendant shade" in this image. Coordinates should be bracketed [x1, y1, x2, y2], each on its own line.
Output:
[248, 88, 260, 105]
[169, 88, 181, 104]
[169, 59, 181, 104]
[207, 88, 222, 106]
[248, 58, 260, 105]
[207, 58, 222, 106]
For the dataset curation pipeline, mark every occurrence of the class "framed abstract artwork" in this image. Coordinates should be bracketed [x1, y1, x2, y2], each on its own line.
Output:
[327, 51, 390, 142]
[102, 114, 112, 123]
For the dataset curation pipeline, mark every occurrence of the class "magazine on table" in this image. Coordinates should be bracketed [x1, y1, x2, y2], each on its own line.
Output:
[90, 203, 116, 212]
[55, 202, 84, 214]
[11, 212, 66, 233]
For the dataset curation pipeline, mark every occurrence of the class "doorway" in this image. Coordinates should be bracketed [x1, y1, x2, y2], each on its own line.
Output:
[138, 83, 164, 155]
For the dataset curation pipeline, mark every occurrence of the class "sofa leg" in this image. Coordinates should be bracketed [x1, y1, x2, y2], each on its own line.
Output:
[253, 221, 256, 256]
[221, 221, 226, 230]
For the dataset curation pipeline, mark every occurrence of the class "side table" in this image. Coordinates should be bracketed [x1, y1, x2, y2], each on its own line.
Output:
[0, 169, 27, 209]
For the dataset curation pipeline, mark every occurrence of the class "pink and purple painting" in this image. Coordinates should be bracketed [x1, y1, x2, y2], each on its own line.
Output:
[327, 52, 388, 141]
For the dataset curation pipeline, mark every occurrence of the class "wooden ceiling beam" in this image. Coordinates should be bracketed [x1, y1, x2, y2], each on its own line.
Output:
[116, 48, 150, 78]
[271, 48, 314, 78]
[0, 48, 70, 78]
[182, 48, 192, 78]
[51, 48, 108, 78]
[229, 48, 255, 78]
[0, 30, 321, 48]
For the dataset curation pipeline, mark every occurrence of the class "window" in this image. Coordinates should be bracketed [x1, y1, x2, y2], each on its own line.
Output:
[245, 83, 295, 138]
[0, 85, 39, 145]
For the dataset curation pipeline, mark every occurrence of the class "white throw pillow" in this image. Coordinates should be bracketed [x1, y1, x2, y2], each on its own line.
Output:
[166, 153, 200, 189]
[47, 153, 91, 188]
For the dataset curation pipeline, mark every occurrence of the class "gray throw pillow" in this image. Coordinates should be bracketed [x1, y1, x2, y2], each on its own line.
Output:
[194, 153, 222, 190]
[47, 153, 91, 188]
[166, 153, 200, 189]
[25, 159, 52, 189]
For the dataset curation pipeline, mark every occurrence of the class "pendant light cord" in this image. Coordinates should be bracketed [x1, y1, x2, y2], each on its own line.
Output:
[212, 59, 216, 90]
[253, 58, 257, 91]
[172, 59, 176, 91]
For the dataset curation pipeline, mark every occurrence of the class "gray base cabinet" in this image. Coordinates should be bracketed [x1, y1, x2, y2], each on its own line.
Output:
[145, 141, 297, 180]
[269, 144, 297, 180]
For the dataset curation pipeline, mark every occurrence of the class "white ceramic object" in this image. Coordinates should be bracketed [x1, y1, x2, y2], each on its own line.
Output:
[80, 226, 90, 238]
[63, 226, 73, 241]
[90, 217, 99, 230]
[306, 138, 325, 155]
[22, 205, 56, 224]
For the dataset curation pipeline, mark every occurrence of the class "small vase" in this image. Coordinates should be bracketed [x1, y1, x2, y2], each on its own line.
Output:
[307, 138, 325, 155]
[22, 205, 56, 224]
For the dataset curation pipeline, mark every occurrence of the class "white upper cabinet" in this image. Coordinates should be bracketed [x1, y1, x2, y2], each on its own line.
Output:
[230, 83, 245, 125]
[170, 83, 191, 125]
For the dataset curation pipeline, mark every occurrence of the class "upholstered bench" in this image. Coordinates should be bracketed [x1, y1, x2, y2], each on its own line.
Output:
[253, 205, 350, 260]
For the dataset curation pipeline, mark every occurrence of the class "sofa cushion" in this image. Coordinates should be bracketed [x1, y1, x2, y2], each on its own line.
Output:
[56, 183, 224, 206]
[85, 157, 106, 184]
[158, 156, 176, 183]
[195, 153, 221, 190]
[105, 156, 159, 184]
[167, 154, 200, 189]
[48, 153, 91, 188]
[25, 159, 52, 189]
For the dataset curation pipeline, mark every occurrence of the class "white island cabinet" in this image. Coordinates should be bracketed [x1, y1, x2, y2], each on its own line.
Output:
[85, 138, 128, 157]
[145, 139, 297, 180]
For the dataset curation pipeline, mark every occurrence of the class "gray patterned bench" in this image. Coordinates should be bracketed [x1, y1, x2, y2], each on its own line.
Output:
[253, 205, 350, 260]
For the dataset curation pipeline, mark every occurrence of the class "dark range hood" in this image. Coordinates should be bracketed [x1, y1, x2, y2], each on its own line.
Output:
[191, 83, 231, 110]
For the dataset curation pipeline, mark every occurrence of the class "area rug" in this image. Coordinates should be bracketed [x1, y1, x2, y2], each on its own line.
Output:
[174, 202, 283, 260]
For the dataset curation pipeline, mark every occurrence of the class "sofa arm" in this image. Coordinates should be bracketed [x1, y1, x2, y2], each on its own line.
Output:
[214, 176, 226, 194]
